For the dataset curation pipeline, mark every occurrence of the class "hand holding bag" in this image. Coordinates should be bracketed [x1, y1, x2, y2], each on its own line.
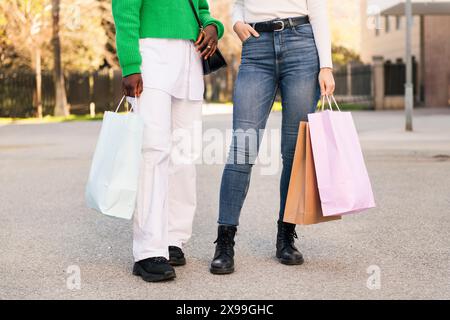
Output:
[188, 0, 227, 75]
[284, 121, 341, 225]
[85, 96, 144, 219]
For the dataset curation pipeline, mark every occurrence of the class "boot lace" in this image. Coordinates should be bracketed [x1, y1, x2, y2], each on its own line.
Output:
[214, 235, 234, 257]
[151, 257, 169, 264]
[281, 227, 298, 248]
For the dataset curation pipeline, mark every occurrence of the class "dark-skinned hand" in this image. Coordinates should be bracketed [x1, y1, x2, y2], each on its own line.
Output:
[122, 73, 143, 97]
[195, 24, 218, 59]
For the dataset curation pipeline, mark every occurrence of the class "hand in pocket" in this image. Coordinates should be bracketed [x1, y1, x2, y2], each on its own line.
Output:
[233, 21, 260, 43]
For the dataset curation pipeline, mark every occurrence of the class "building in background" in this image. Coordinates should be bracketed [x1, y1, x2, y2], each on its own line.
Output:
[360, 0, 450, 108]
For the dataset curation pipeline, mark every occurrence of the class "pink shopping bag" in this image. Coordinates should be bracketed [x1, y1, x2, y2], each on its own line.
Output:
[307, 96, 375, 216]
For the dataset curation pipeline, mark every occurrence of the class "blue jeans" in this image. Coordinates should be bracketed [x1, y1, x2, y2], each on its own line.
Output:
[218, 22, 321, 226]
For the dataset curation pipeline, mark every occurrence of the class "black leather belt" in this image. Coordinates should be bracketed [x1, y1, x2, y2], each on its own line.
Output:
[250, 16, 310, 33]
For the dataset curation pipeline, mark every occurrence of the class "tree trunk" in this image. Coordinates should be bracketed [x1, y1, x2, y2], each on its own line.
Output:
[52, 0, 68, 116]
[35, 47, 43, 118]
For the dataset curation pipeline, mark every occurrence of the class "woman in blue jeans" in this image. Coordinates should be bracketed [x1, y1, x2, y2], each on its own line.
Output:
[210, 0, 335, 274]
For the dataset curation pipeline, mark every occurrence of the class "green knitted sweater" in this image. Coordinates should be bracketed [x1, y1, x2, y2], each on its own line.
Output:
[112, 0, 224, 76]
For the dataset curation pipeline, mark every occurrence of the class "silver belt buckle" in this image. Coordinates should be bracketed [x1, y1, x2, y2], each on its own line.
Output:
[273, 20, 285, 32]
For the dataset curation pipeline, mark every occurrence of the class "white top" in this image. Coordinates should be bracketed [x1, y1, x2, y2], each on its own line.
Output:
[232, 0, 333, 68]
[139, 38, 204, 101]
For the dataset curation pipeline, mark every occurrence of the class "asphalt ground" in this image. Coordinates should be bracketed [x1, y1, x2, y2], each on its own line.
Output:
[0, 108, 449, 299]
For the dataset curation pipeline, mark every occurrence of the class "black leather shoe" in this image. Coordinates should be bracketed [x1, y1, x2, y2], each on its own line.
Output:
[132, 257, 176, 282]
[210, 225, 237, 274]
[169, 246, 186, 266]
[276, 220, 304, 265]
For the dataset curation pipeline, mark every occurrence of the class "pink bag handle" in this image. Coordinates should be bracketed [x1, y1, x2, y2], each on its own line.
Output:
[320, 95, 341, 112]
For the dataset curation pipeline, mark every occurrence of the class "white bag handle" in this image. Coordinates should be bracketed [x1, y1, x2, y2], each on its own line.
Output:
[115, 95, 139, 113]
[320, 94, 341, 112]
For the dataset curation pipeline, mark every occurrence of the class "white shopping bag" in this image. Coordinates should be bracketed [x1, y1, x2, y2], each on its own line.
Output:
[85, 96, 144, 219]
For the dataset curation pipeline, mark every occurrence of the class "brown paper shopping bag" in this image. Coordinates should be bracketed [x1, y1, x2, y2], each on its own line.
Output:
[283, 122, 341, 225]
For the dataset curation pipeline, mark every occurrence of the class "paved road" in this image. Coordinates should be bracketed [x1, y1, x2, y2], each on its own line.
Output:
[1, 108, 449, 299]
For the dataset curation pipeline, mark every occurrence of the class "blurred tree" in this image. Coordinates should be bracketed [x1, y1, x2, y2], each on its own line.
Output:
[332, 45, 361, 67]
[59, 0, 109, 71]
[0, 0, 109, 116]
[329, 0, 361, 53]
[0, 1, 109, 72]
[52, 0, 68, 116]
[0, 0, 52, 118]
[208, 0, 241, 59]
[97, 0, 119, 69]
[207, 0, 241, 100]
[0, 11, 26, 70]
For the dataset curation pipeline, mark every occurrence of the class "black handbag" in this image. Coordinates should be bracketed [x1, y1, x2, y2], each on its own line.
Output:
[188, 0, 227, 75]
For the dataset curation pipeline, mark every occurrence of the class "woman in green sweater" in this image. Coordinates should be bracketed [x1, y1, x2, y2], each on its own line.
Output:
[112, 0, 224, 282]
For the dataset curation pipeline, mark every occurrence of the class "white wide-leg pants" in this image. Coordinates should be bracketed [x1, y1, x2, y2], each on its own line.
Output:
[132, 88, 202, 262]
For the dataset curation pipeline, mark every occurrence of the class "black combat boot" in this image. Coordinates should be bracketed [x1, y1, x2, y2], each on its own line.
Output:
[276, 220, 304, 265]
[210, 225, 237, 274]
[132, 257, 176, 282]
[168, 246, 186, 266]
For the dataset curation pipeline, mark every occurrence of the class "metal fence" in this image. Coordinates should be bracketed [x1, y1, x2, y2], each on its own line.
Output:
[333, 67, 348, 96]
[384, 59, 417, 96]
[0, 66, 238, 117]
[0, 72, 46, 118]
[352, 64, 372, 96]
[0, 69, 125, 117]
[3, 59, 415, 117]
[333, 63, 373, 106]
